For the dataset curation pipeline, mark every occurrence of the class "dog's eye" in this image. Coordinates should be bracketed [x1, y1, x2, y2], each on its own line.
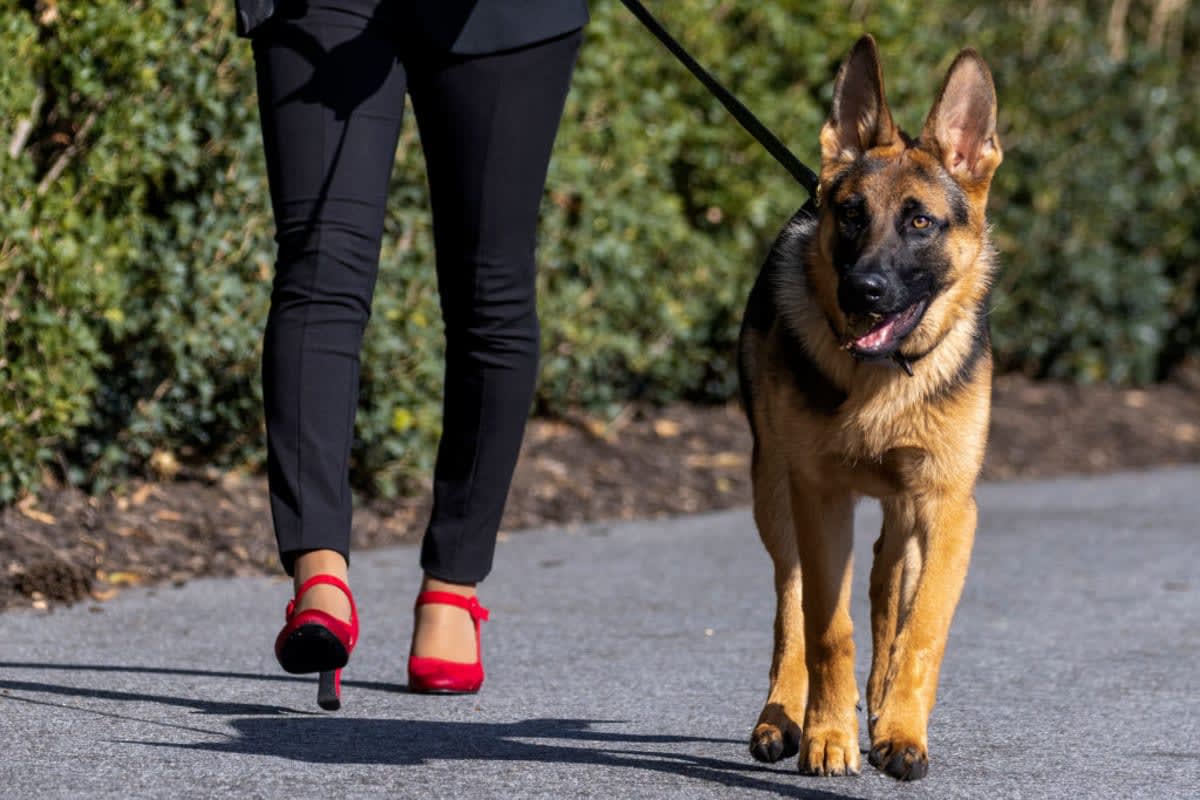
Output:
[911, 215, 932, 230]
[841, 206, 862, 222]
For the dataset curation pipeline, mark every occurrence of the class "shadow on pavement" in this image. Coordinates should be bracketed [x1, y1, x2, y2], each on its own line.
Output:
[0, 660, 406, 689]
[148, 717, 869, 800]
[0, 661, 868, 800]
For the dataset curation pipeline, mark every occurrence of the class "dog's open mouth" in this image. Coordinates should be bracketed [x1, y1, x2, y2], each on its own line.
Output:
[844, 299, 928, 358]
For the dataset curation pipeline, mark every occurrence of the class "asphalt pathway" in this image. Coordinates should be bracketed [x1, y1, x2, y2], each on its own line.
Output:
[1, 467, 1197, 799]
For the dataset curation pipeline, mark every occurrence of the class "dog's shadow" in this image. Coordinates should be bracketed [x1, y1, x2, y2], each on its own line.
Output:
[0, 661, 868, 800]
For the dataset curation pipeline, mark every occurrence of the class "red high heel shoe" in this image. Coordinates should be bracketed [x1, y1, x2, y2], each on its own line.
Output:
[275, 574, 359, 711]
[407, 591, 490, 694]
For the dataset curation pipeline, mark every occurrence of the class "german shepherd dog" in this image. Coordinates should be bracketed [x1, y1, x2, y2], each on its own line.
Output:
[738, 35, 1001, 781]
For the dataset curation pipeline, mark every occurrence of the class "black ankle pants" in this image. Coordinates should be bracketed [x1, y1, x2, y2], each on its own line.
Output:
[252, 1, 581, 583]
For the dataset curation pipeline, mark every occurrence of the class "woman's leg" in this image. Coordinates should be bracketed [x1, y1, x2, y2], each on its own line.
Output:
[406, 30, 582, 660]
[254, 0, 407, 612]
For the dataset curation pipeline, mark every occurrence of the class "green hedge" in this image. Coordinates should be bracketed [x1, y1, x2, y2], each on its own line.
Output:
[1, 0, 1197, 501]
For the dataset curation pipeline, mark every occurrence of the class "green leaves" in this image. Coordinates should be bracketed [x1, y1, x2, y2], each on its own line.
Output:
[2, 0, 1198, 502]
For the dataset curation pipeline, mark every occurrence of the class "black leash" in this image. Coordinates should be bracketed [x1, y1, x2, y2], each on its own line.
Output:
[619, 0, 820, 200]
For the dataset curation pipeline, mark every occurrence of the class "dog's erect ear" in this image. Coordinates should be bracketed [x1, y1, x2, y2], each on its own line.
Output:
[820, 35, 898, 168]
[922, 49, 1002, 185]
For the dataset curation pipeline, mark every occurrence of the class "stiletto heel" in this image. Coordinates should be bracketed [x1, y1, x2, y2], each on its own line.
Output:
[275, 575, 358, 709]
[317, 670, 342, 711]
[407, 591, 489, 694]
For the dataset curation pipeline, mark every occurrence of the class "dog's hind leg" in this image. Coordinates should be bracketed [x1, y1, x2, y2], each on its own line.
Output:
[868, 492, 977, 781]
[792, 483, 860, 776]
[748, 445, 806, 764]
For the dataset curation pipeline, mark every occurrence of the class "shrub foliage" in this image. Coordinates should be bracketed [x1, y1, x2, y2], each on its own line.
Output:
[1, 0, 1197, 500]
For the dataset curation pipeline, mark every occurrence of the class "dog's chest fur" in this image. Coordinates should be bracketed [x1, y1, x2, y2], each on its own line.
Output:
[762, 334, 934, 496]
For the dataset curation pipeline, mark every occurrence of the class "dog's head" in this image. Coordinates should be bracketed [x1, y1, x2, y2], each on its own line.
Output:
[811, 35, 1002, 366]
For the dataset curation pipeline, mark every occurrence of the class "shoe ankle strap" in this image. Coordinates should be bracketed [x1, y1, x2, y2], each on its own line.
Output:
[414, 591, 490, 622]
[288, 574, 357, 624]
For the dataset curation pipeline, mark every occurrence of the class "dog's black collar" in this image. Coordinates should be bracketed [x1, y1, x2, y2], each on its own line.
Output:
[896, 327, 955, 373]
[889, 333, 952, 376]
[893, 352, 916, 376]
[847, 348, 917, 377]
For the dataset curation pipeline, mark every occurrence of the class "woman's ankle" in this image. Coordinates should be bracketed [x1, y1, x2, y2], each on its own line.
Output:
[420, 574, 477, 597]
[291, 549, 351, 622]
[411, 574, 481, 663]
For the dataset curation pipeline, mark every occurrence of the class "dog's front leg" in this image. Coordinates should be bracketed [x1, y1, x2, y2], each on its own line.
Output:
[868, 491, 977, 781]
[749, 447, 806, 763]
[866, 503, 916, 735]
[792, 483, 860, 776]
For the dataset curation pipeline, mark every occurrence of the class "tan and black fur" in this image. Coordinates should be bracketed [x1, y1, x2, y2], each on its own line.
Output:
[738, 35, 1002, 781]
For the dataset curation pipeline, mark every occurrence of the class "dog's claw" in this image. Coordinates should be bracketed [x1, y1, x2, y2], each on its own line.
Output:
[750, 724, 800, 763]
[798, 729, 861, 776]
[869, 741, 928, 781]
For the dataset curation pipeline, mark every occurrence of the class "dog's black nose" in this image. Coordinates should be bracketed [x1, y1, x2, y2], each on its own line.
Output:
[839, 271, 891, 314]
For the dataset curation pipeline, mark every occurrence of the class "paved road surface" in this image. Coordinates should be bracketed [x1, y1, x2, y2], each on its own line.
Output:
[2, 467, 1197, 799]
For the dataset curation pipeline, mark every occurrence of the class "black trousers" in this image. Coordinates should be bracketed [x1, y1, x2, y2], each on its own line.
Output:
[253, 0, 580, 583]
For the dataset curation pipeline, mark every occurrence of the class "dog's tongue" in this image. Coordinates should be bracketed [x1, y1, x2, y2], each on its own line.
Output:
[853, 315, 903, 351]
[851, 302, 922, 353]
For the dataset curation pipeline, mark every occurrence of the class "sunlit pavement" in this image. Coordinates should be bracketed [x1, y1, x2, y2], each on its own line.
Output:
[2, 467, 1197, 800]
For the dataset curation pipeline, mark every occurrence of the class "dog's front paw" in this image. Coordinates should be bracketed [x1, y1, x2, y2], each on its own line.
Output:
[868, 738, 928, 781]
[797, 727, 861, 776]
[750, 721, 800, 763]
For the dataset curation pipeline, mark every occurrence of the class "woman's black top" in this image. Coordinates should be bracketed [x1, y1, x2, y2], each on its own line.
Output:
[234, 0, 589, 54]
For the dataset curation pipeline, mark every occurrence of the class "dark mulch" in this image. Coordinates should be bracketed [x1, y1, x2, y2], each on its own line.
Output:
[3, 368, 1198, 613]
